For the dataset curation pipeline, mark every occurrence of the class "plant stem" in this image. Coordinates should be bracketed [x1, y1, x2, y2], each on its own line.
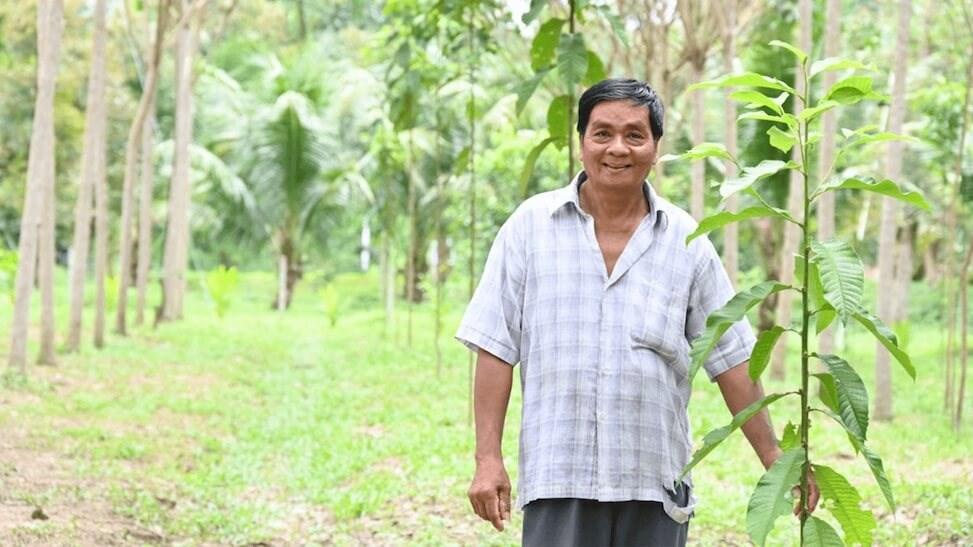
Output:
[798, 62, 812, 543]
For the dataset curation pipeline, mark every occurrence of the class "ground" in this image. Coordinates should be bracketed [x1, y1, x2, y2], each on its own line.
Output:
[1, 275, 972, 545]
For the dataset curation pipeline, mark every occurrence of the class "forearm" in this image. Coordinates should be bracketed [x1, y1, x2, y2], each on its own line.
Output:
[716, 362, 781, 470]
[473, 348, 514, 464]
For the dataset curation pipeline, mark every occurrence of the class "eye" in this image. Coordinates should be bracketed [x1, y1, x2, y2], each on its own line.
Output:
[628, 132, 645, 140]
[593, 130, 609, 137]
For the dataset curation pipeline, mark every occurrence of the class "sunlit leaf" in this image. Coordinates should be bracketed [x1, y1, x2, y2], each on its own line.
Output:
[813, 465, 877, 546]
[687, 207, 795, 244]
[738, 111, 798, 129]
[519, 137, 556, 198]
[557, 32, 588, 87]
[514, 69, 550, 115]
[546, 95, 571, 149]
[769, 39, 808, 63]
[804, 516, 844, 547]
[817, 354, 870, 442]
[746, 448, 805, 547]
[530, 18, 565, 71]
[811, 239, 864, 317]
[721, 160, 798, 199]
[689, 72, 796, 95]
[749, 326, 786, 381]
[659, 142, 737, 165]
[799, 100, 840, 123]
[681, 393, 793, 479]
[815, 408, 896, 512]
[813, 177, 931, 211]
[767, 126, 796, 153]
[689, 282, 791, 381]
[780, 421, 800, 451]
[582, 49, 606, 86]
[852, 309, 916, 379]
[825, 75, 875, 105]
[810, 56, 875, 78]
[522, 0, 547, 24]
[814, 372, 840, 414]
[731, 89, 786, 115]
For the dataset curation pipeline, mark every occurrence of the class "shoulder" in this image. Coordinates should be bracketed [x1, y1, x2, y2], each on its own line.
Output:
[501, 186, 570, 233]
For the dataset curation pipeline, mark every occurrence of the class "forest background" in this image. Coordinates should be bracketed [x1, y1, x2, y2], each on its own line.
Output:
[1, 0, 972, 545]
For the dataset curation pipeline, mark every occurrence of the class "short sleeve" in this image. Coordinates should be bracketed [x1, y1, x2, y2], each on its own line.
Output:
[685, 239, 757, 382]
[455, 218, 526, 366]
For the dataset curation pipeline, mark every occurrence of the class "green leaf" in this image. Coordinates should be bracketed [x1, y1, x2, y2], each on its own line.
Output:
[847, 131, 918, 147]
[767, 126, 796, 153]
[556, 33, 588, 87]
[687, 206, 794, 244]
[749, 326, 786, 381]
[807, 260, 827, 310]
[813, 465, 877, 546]
[825, 76, 875, 105]
[522, 0, 547, 24]
[681, 392, 793, 479]
[803, 516, 844, 547]
[519, 137, 556, 198]
[531, 18, 565, 71]
[813, 177, 931, 211]
[780, 421, 800, 451]
[815, 408, 896, 512]
[582, 49, 606, 87]
[689, 72, 796, 94]
[769, 39, 808, 64]
[738, 111, 799, 129]
[817, 354, 870, 442]
[721, 160, 798, 199]
[810, 57, 875, 78]
[814, 372, 841, 414]
[816, 305, 837, 334]
[730, 90, 786, 115]
[514, 69, 551, 115]
[546, 95, 571, 148]
[852, 309, 916, 380]
[596, 5, 630, 47]
[746, 448, 805, 547]
[689, 282, 791, 381]
[799, 100, 840, 123]
[810, 239, 864, 318]
[659, 142, 737, 165]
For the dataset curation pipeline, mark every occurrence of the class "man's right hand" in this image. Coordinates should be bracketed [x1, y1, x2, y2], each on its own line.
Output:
[468, 458, 511, 531]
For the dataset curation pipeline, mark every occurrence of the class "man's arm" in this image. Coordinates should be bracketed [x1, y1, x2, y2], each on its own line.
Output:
[468, 348, 513, 531]
[715, 362, 819, 514]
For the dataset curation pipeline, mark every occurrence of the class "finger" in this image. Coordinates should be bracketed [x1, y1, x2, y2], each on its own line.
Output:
[500, 487, 512, 521]
[471, 496, 485, 522]
[486, 493, 503, 531]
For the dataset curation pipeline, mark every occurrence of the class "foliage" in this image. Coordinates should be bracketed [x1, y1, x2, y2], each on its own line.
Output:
[205, 266, 239, 318]
[671, 42, 929, 546]
[0, 247, 16, 303]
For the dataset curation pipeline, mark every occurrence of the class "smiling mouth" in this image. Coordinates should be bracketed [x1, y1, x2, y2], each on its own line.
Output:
[604, 164, 631, 170]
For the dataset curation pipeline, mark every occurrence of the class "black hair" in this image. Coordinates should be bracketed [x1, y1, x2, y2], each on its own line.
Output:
[576, 78, 664, 142]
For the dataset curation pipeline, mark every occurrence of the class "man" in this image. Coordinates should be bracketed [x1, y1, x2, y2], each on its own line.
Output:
[456, 79, 817, 546]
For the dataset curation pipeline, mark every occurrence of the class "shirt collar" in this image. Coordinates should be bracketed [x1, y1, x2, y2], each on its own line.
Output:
[548, 171, 669, 231]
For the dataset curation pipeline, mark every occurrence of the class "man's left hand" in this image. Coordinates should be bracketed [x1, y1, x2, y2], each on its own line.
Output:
[792, 471, 820, 516]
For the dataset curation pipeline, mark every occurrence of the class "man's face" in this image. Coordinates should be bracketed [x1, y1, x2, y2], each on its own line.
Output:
[579, 100, 658, 189]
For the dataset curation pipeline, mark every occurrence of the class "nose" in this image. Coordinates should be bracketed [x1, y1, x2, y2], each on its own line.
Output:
[607, 135, 627, 155]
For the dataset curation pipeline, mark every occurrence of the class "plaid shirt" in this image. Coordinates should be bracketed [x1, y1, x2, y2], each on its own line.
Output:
[456, 174, 755, 523]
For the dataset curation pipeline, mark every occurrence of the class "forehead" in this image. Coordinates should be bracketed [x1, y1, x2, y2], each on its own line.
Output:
[588, 100, 651, 128]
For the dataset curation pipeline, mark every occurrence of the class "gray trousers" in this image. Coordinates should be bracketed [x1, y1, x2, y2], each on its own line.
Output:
[522, 498, 689, 547]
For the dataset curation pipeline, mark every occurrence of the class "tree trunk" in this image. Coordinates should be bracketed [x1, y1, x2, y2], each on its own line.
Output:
[954, 240, 973, 428]
[816, 0, 841, 355]
[160, 3, 197, 322]
[67, 0, 108, 351]
[116, 0, 168, 334]
[276, 253, 287, 311]
[721, 1, 738, 287]
[135, 106, 156, 325]
[875, 0, 912, 422]
[406, 130, 416, 346]
[689, 58, 705, 221]
[381, 232, 394, 335]
[770, 0, 811, 380]
[893, 222, 915, 322]
[8, 0, 64, 372]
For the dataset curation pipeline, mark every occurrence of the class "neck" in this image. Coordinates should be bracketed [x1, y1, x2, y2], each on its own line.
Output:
[579, 177, 649, 223]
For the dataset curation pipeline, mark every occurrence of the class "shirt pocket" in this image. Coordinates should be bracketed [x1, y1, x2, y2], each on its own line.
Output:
[626, 275, 690, 372]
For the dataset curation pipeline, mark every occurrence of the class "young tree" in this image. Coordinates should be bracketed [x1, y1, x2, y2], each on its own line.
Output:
[875, 0, 912, 422]
[770, 0, 812, 380]
[7, 0, 64, 372]
[116, 0, 170, 333]
[160, 0, 200, 321]
[66, 0, 108, 352]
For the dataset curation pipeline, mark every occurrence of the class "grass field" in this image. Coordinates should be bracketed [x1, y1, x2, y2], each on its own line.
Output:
[0, 271, 971, 545]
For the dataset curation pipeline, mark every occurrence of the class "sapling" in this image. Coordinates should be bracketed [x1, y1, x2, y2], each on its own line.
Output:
[665, 41, 929, 546]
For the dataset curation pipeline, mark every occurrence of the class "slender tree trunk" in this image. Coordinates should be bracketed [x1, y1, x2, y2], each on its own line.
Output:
[38, 125, 57, 366]
[160, 3, 197, 322]
[67, 0, 108, 351]
[955, 240, 973, 428]
[116, 1, 168, 333]
[875, 0, 912, 422]
[653, 21, 671, 186]
[817, 0, 841, 355]
[135, 106, 156, 325]
[9, 0, 64, 372]
[893, 222, 915, 322]
[689, 58, 705, 221]
[381, 231, 394, 335]
[721, 1, 738, 287]
[771, 0, 811, 380]
[406, 130, 416, 346]
[277, 253, 287, 311]
[467, 1, 477, 428]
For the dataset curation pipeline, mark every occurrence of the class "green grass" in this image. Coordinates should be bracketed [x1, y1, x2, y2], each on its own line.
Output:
[0, 271, 971, 545]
